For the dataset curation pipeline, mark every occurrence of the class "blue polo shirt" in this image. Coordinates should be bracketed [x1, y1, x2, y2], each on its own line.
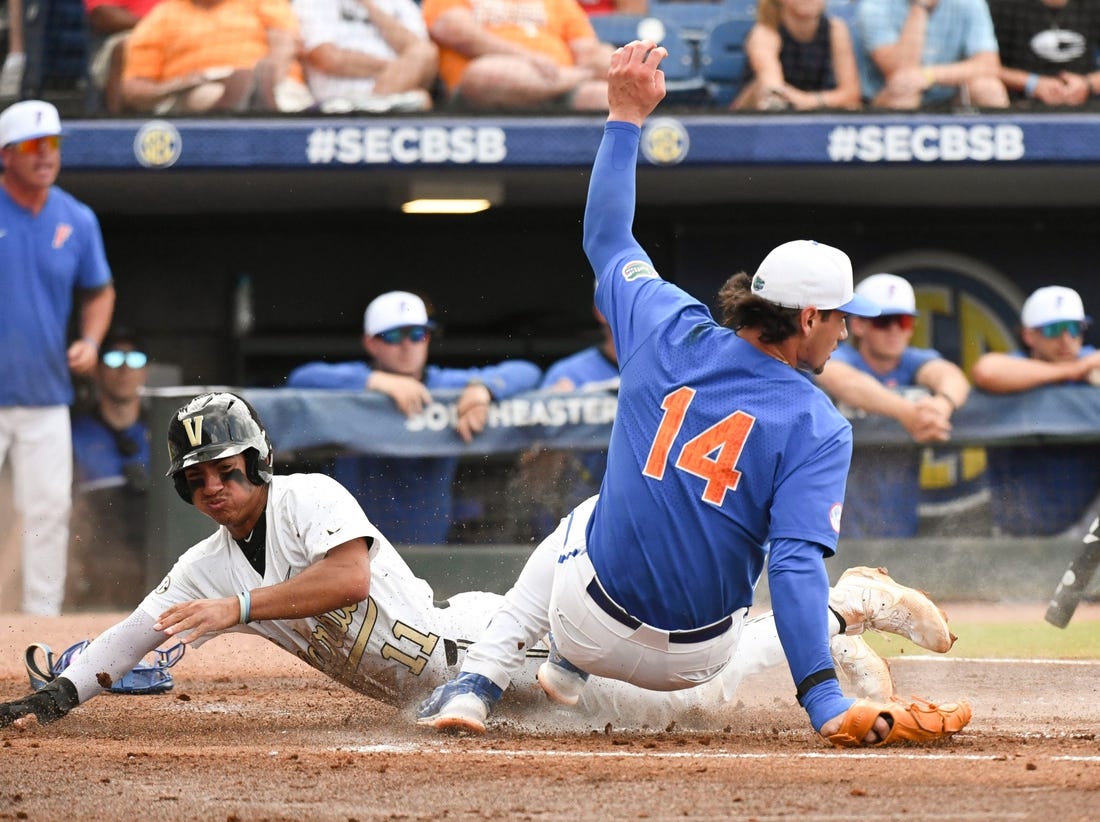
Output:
[0, 186, 113, 406]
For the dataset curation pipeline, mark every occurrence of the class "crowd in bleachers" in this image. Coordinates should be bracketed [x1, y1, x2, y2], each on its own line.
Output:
[2, 0, 1100, 115]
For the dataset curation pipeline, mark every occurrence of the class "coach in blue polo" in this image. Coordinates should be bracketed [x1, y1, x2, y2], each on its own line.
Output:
[0, 100, 115, 615]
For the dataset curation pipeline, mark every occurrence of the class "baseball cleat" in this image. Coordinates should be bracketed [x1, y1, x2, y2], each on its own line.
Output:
[831, 633, 894, 702]
[536, 635, 590, 707]
[830, 566, 956, 653]
[416, 672, 502, 734]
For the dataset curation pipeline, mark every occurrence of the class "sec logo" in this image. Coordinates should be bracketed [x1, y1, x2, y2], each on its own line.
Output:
[134, 120, 182, 169]
[641, 118, 689, 166]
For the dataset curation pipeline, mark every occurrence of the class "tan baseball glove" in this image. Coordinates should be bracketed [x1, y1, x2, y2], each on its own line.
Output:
[825, 696, 972, 747]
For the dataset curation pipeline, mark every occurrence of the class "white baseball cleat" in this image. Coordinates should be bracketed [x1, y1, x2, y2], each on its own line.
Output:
[537, 661, 587, 707]
[536, 635, 590, 707]
[829, 566, 956, 653]
[831, 633, 894, 702]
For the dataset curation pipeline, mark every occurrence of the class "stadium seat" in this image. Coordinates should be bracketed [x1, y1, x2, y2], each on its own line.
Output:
[649, 0, 737, 36]
[699, 16, 754, 108]
[589, 13, 647, 47]
[660, 21, 710, 105]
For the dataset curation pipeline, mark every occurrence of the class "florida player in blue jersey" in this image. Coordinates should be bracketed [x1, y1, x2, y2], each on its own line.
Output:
[419, 41, 971, 746]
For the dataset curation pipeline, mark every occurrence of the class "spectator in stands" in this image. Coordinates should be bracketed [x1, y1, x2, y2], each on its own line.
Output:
[0, 100, 116, 616]
[120, 0, 313, 114]
[292, 0, 439, 113]
[0, 0, 25, 98]
[857, 0, 1010, 109]
[285, 290, 542, 545]
[85, 0, 163, 113]
[421, 0, 614, 110]
[971, 286, 1100, 536]
[990, 0, 1100, 107]
[510, 306, 618, 541]
[815, 273, 970, 537]
[68, 327, 150, 610]
[731, 0, 862, 111]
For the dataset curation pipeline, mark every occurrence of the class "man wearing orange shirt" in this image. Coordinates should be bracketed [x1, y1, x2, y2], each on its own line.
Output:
[422, 0, 613, 109]
[120, 0, 312, 113]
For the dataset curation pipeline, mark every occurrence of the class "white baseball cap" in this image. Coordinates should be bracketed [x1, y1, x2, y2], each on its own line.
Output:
[751, 240, 880, 317]
[0, 100, 62, 147]
[855, 273, 918, 316]
[364, 291, 434, 336]
[1021, 285, 1091, 328]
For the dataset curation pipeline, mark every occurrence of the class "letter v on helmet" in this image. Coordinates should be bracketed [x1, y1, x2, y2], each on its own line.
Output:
[182, 416, 203, 447]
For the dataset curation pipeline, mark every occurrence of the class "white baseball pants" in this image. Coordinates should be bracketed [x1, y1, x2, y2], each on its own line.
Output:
[0, 405, 72, 615]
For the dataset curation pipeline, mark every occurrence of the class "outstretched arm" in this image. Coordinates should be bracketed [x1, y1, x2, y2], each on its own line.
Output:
[0, 608, 167, 727]
[153, 538, 371, 644]
[582, 41, 666, 281]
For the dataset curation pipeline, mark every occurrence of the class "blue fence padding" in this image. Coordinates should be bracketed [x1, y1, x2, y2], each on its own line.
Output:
[139, 383, 1100, 458]
[58, 113, 1100, 170]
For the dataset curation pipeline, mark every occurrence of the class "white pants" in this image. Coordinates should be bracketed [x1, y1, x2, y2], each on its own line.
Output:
[0, 406, 72, 615]
[464, 495, 752, 696]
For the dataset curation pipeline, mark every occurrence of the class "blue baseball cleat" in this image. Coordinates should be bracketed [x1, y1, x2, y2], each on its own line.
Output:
[416, 672, 503, 734]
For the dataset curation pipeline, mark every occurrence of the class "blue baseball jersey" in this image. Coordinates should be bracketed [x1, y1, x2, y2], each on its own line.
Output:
[0, 186, 113, 406]
[71, 413, 150, 493]
[828, 343, 940, 537]
[528, 345, 619, 535]
[541, 345, 618, 390]
[830, 343, 940, 387]
[986, 346, 1100, 535]
[286, 358, 541, 544]
[584, 123, 854, 634]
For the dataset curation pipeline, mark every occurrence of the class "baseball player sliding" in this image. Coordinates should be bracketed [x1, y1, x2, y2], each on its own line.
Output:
[1, 392, 954, 732]
[418, 41, 972, 747]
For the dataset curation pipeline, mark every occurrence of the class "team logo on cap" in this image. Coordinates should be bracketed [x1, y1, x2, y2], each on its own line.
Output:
[752, 274, 766, 292]
[621, 260, 657, 282]
[641, 118, 689, 166]
[134, 120, 182, 169]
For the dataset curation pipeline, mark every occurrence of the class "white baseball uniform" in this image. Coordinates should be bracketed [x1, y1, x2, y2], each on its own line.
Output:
[54, 473, 787, 727]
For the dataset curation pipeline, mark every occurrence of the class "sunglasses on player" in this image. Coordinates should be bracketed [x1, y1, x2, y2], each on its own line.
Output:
[868, 314, 915, 331]
[376, 326, 429, 345]
[8, 135, 61, 154]
[102, 350, 149, 369]
[1037, 320, 1085, 339]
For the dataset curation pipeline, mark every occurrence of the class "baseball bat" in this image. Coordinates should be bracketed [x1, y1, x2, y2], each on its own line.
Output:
[1044, 517, 1100, 629]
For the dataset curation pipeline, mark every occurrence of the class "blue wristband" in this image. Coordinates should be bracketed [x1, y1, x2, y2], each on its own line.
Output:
[1024, 74, 1040, 98]
[237, 590, 251, 624]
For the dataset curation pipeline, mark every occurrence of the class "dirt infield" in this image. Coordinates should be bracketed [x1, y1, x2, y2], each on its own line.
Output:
[1, 607, 1098, 821]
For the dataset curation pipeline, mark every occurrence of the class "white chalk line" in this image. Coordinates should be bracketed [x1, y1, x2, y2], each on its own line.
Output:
[338, 745, 1100, 763]
[895, 656, 1100, 666]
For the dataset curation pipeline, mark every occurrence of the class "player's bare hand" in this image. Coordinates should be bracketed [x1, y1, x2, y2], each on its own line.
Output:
[455, 382, 492, 443]
[67, 339, 99, 376]
[154, 598, 240, 644]
[818, 710, 891, 744]
[607, 40, 667, 126]
[368, 371, 433, 416]
[901, 397, 951, 443]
